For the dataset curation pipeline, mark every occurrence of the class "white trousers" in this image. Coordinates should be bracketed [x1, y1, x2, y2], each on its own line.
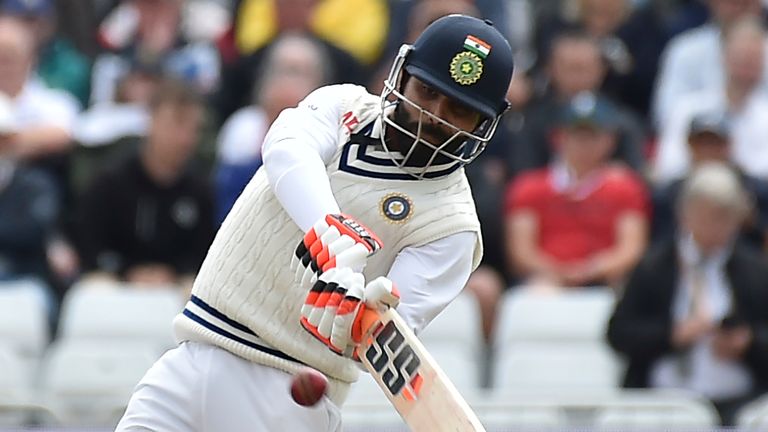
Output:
[115, 342, 342, 432]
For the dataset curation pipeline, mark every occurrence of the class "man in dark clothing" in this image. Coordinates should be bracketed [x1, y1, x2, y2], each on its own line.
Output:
[76, 79, 214, 288]
[608, 162, 768, 425]
[0, 157, 60, 327]
[508, 31, 646, 177]
[0, 158, 58, 281]
[652, 111, 768, 250]
[214, 0, 366, 123]
[533, 0, 668, 118]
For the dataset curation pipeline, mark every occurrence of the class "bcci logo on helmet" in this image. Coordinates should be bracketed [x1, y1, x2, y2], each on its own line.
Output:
[450, 51, 484, 86]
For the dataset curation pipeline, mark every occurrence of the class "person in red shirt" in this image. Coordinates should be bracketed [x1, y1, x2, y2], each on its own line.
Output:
[505, 92, 650, 289]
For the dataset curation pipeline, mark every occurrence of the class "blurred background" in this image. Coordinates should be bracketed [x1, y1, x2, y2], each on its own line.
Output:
[3, 0, 768, 430]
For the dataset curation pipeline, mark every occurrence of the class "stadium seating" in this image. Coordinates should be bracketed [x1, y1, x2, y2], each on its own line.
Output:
[0, 279, 50, 358]
[419, 293, 484, 390]
[736, 393, 768, 429]
[57, 280, 185, 352]
[492, 288, 624, 391]
[478, 389, 719, 429]
[474, 401, 568, 430]
[343, 389, 719, 430]
[39, 340, 160, 427]
[0, 343, 53, 426]
[0, 280, 52, 426]
[493, 341, 623, 390]
[0, 344, 32, 403]
[23, 280, 185, 425]
[592, 390, 720, 428]
[418, 292, 483, 350]
[494, 287, 616, 342]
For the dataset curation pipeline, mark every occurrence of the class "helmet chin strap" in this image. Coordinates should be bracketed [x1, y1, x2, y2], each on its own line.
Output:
[378, 44, 501, 180]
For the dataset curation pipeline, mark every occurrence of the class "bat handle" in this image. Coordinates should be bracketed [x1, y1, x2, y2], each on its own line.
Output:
[360, 307, 382, 336]
[352, 306, 383, 344]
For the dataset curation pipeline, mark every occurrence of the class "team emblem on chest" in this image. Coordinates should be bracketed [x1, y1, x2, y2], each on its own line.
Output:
[380, 193, 413, 224]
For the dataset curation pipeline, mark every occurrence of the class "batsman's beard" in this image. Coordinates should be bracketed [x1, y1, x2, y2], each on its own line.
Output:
[386, 103, 466, 168]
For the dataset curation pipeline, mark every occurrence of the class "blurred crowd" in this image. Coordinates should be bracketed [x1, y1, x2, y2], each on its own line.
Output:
[2, 0, 768, 426]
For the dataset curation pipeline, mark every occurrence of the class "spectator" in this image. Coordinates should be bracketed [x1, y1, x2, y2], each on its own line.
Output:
[535, 0, 668, 118]
[607, 162, 768, 425]
[75, 79, 214, 290]
[0, 16, 81, 298]
[370, 0, 480, 95]
[652, 0, 764, 127]
[508, 31, 647, 177]
[214, 34, 331, 223]
[54, 0, 104, 58]
[97, 0, 230, 51]
[0, 88, 59, 318]
[505, 93, 649, 289]
[0, 17, 79, 184]
[0, 136, 58, 283]
[72, 57, 162, 150]
[652, 111, 768, 250]
[664, 0, 711, 38]
[405, 0, 481, 45]
[0, 0, 91, 107]
[216, 0, 369, 121]
[502, 0, 535, 73]
[0, 153, 59, 320]
[91, 0, 224, 104]
[385, 0, 512, 47]
[68, 60, 165, 207]
[654, 17, 768, 183]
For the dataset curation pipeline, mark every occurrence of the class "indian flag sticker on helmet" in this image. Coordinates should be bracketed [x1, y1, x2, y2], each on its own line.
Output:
[450, 51, 484, 85]
[463, 35, 491, 59]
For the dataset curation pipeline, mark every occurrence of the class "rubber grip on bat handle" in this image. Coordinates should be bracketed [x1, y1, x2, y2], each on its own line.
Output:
[360, 305, 381, 336]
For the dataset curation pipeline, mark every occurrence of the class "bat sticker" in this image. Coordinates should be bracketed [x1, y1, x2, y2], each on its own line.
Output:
[365, 321, 423, 398]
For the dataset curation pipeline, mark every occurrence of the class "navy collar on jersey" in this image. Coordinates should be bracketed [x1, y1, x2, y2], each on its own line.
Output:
[338, 118, 463, 180]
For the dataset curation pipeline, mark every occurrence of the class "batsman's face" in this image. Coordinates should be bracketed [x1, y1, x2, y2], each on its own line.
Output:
[390, 77, 482, 166]
[400, 77, 481, 138]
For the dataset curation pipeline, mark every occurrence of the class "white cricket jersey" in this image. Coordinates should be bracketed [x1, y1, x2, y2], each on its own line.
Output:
[174, 84, 482, 404]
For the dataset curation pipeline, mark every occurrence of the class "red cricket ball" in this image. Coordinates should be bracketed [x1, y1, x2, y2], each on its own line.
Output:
[290, 367, 329, 406]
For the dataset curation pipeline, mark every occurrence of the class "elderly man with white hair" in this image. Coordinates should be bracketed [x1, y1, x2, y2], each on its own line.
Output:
[608, 162, 768, 425]
[654, 17, 768, 183]
[652, 0, 768, 127]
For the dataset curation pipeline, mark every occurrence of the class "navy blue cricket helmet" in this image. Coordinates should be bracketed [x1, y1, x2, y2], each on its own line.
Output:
[379, 14, 514, 178]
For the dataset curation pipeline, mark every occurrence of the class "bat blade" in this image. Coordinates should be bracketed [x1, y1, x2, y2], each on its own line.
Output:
[357, 308, 485, 431]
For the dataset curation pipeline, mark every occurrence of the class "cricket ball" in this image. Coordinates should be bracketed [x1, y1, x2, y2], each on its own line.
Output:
[290, 367, 328, 406]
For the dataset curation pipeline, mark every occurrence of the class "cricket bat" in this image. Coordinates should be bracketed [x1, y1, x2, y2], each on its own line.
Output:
[357, 308, 486, 431]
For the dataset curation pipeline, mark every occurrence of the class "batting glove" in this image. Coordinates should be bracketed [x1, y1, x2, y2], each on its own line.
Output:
[293, 214, 382, 287]
[300, 269, 399, 358]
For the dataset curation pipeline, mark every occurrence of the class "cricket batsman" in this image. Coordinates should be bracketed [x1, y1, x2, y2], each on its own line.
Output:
[116, 14, 513, 431]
